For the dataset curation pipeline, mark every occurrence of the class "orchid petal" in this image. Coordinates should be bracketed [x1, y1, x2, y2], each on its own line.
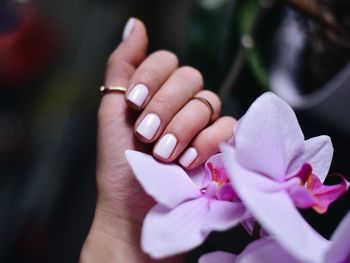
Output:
[199, 251, 237, 263]
[234, 92, 304, 181]
[236, 238, 301, 263]
[205, 153, 225, 170]
[141, 198, 209, 259]
[221, 144, 330, 263]
[325, 211, 350, 263]
[202, 200, 246, 233]
[205, 153, 229, 186]
[125, 150, 200, 209]
[287, 136, 333, 182]
[188, 165, 208, 189]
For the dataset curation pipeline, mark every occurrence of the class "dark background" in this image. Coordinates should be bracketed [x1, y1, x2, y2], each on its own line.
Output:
[1, 0, 349, 262]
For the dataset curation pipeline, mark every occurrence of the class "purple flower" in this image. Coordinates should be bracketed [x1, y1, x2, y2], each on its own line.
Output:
[221, 92, 348, 262]
[200, 211, 350, 263]
[125, 151, 246, 259]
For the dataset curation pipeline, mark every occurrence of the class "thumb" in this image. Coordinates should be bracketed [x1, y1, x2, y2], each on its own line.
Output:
[97, 18, 148, 174]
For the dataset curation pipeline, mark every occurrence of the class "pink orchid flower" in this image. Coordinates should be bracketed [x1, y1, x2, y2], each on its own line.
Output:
[200, 211, 350, 263]
[125, 150, 246, 259]
[221, 92, 348, 262]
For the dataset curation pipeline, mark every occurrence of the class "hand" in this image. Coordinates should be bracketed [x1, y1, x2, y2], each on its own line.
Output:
[80, 18, 236, 262]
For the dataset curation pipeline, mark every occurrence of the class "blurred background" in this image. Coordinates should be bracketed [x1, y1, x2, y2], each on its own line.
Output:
[1, 0, 349, 262]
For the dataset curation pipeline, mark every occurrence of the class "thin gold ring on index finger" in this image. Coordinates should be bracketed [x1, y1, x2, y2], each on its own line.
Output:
[100, 85, 127, 95]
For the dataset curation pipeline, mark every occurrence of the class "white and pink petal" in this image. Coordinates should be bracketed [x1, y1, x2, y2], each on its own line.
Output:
[125, 150, 201, 208]
[233, 92, 304, 181]
[286, 135, 333, 182]
[221, 144, 330, 263]
[201, 199, 246, 233]
[141, 198, 209, 259]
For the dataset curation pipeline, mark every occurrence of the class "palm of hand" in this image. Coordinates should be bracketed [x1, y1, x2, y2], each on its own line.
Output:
[96, 96, 154, 224]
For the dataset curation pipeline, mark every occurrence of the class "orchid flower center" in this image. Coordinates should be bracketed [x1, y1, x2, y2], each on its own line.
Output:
[202, 162, 240, 202]
[294, 163, 314, 188]
[288, 163, 349, 214]
[207, 162, 230, 186]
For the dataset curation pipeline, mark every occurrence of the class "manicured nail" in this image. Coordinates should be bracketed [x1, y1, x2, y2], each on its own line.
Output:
[179, 147, 198, 167]
[136, 113, 161, 140]
[127, 83, 149, 107]
[154, 134, 177, 159]
[122, 18, 135, 41]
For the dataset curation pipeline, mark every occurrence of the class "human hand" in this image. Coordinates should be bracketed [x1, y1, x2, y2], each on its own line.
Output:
[80, 18, 236, 262]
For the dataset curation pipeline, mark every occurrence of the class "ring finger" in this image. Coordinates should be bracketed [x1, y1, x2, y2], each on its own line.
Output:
[152, 90, 221, 162]
[134, 66, 204, 142]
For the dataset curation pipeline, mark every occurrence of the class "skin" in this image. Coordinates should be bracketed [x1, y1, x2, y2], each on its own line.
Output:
[80, 19, 236, 262]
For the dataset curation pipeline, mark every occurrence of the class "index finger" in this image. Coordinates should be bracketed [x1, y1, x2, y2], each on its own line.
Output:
[99, 18, 149, 120]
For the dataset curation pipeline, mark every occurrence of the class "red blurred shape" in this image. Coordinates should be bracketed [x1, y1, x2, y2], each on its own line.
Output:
[0, 5, 60, 87]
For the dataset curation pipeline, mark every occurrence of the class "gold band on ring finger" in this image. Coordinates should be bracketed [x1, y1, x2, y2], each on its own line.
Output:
[191, 97, 215, 125]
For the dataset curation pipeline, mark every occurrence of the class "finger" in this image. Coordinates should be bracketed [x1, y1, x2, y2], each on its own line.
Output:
[126, 50, 179, 109]
[97, 18, 148, 174]
[134, 66, 203, 142]
[99, 18, 148, 122]
[178, 116, 236, 169]
[152, 90, 221, 162]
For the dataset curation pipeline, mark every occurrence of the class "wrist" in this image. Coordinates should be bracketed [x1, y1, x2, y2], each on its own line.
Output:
[80, 205, 185, 263]
[80, 205, 146, 262]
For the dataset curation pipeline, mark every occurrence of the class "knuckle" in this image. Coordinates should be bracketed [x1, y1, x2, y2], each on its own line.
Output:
[153, 50, 179, 66]
[176, 66, 204, 86]
[218, 116, 237, 138]
[107, 46, 123, 67]
[172, 118, 198, 137]
[220, 115, 237, 125]
[109, 61, 135, 83]
[137, 69, 163, 84]
[199, 131, 219, 150]
[107, 53, 117, 68]
[151, 95, 175, 114]
[202, 90, 222, 111]
[107, 53, 134, 73]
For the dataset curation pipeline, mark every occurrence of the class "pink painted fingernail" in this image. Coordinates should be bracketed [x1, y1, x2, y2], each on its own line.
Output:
[179, 147, 198, 167]
[154, 134, 177, 159]
[127, 83, 149, 107]
[136, 113, 160, 140]
[122, 18, 135, 41]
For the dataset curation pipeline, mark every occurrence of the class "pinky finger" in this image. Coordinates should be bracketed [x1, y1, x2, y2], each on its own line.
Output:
[178, 116, 236, 169]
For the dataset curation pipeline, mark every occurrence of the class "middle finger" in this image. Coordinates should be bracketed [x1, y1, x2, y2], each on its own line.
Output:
[134, 66, 203, 142]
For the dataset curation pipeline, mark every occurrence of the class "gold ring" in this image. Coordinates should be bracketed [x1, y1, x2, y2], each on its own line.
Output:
[100, 85, 127, 94]
[191, 97, 215, 124]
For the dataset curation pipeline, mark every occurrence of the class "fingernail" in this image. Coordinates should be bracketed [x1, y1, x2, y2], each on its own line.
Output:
[122, 18, 135, 41]
[136, 113, 161, 140]
[127, 83, 149, 107]
[179, 147, 198, 167]
[154, 133, 177, 159]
